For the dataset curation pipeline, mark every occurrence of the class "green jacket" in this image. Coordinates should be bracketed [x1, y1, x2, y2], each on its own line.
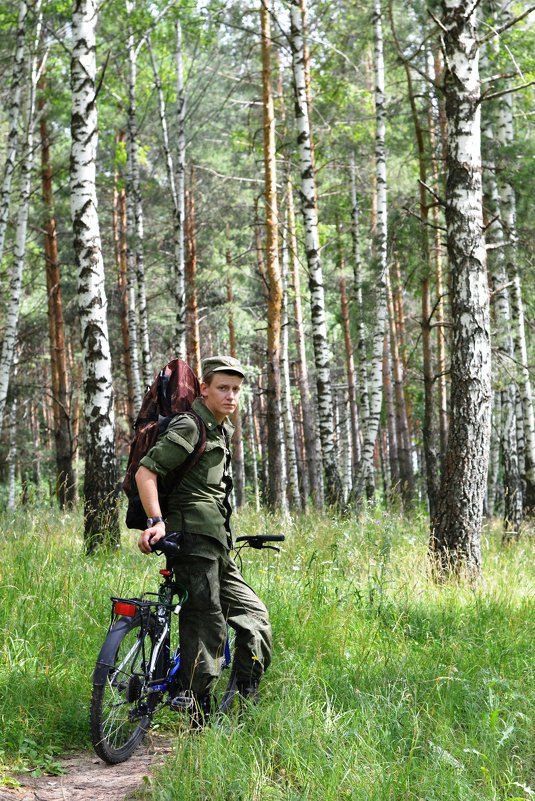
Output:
[139, 397, 235, 547]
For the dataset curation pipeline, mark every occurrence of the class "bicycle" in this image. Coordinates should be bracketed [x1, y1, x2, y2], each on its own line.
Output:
[90, 533, 284, 764]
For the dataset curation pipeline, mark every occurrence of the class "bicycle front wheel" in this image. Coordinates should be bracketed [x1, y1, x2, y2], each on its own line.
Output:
[90, 614, 163, 764]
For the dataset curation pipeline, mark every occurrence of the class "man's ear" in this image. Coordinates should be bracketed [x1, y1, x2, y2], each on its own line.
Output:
[200, 381, 208, 397]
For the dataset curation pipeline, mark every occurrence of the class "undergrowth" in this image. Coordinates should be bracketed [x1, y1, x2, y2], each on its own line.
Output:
[0, 504, 533, 800]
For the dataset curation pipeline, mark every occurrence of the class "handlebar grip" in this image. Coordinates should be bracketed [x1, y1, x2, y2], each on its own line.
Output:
[150, 532, 183, 557]
[235, 534, 285, 544]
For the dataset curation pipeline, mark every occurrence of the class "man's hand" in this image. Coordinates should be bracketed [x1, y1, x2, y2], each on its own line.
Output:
[138, 521, 166, 554]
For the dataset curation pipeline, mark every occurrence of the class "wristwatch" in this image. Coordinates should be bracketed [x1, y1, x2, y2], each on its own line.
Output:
[147, 516, 165, 527]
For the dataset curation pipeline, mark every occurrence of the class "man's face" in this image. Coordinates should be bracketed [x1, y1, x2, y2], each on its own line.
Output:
[201, 372, 243, 423]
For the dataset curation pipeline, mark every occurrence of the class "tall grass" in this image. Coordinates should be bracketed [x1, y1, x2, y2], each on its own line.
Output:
[0, 505, 533, 799]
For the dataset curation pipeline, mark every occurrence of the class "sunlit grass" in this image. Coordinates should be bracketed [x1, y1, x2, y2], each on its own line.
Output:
[0, 504, 533, 799]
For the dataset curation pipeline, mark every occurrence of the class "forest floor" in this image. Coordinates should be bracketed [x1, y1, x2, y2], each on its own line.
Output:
[0, 734, 172, 801]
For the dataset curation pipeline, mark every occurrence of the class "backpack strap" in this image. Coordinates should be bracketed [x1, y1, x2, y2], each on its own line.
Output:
[162, 410, 207, 490]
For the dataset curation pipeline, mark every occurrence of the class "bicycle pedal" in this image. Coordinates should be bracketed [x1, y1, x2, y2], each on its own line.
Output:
[169, 692, 194, 711]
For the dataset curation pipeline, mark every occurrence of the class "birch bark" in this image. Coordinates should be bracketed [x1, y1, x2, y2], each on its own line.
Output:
[289, 0, 342, 506]
[71, 0, 119, 550]
[0, 1, 41, 432]
[350, 154, 370, 427]
[287, 178, 321, 508]
[281, 223, 301, 510]
[482, 118, 522, 540]
[430, 1, 491, 578]
[0, 0, 27, 267]
[494, 51, 535, 515]
[352, 0, 389, 505]
[125, 2, 141, 405]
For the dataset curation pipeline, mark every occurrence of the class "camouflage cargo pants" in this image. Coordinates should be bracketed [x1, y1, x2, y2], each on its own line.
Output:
[170, 532, 272, 696]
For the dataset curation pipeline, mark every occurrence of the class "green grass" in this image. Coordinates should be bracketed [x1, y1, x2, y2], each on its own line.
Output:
[0, 505, 533, 799]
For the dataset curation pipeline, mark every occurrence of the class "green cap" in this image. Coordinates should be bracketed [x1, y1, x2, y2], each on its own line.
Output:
[201, 355, 245, 380]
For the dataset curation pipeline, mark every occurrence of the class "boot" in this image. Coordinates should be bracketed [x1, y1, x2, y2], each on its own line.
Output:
[237, 678, 260, 705]
[189, 690, 213, 730]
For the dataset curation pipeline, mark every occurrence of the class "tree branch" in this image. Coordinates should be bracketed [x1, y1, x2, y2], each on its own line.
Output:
[479, 6, 535, 44]
[480, 80, 535, 104]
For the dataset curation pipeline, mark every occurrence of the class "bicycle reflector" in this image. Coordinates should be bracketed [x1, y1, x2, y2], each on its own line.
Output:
[114, 601, 137, 617]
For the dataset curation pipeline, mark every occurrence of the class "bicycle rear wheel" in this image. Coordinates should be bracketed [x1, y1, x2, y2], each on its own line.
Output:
[90, 613, 163, 764]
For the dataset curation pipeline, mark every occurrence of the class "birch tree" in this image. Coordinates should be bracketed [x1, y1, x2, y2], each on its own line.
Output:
[0, 1, 41, 432]
[351, 0, 389, 505]
[281, 222, 301, 510]
[287, 178, 322, 509]
[483, 115, 522, 540]
[429, 0, 491, 578]
[71, 0, 119, 550]
[0, 0, 27, 268]
[493, 18, 535, 516]
[289, 0, 342, 506]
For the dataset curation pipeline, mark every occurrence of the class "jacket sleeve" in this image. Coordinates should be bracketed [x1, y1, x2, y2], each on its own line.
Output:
[139, 414, 200, 478]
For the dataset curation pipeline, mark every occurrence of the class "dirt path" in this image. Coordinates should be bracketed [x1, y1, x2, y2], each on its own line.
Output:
[0, 735, 172, 801]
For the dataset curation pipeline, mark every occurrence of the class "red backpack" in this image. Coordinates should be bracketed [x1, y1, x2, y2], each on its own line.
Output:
[123, 359, 207, 530]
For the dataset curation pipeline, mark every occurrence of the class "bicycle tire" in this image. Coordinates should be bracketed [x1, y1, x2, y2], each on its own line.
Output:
[90, 613, 164, 764]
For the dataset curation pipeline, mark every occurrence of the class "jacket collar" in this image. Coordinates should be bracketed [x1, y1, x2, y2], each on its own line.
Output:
[192, 397, 235, 437]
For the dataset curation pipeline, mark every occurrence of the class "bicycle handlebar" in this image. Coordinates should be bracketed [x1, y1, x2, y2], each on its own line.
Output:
[151, 532, 285, 557]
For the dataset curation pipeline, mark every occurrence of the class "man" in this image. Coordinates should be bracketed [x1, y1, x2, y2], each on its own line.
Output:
[136, 355, 271, 726]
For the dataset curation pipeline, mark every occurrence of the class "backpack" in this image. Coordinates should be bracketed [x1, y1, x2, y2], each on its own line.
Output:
[122, 358, 207, 530]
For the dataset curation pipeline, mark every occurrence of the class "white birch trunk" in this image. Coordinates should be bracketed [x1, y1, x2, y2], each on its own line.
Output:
[290, 0, 342, 505]
[352, 0, 388, 504]
[495, 57, 535, 514]
[148, 41, 186, 357]
[482, 117, 522, 538]
[175, 17, 187, 360]
[0, 0, 27, 266]
[430, 1, 491, 578]
[125, 5, 142, 409]
[0, 2, 41, 432]
[287, 177, 322, 508]
[281, 223, 301, 510]
[350, 153, 369, 427]
[71, 0, 118, 549]
[7, 392, 18, 509]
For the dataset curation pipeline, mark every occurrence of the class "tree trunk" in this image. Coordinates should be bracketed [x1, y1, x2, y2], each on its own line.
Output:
[185, 180, 201, 376]
[71, 0, 119, 551]
[383, 328, 399, 496]
[350, 154, 370, 429]
[429, 1, 491, 579]
[39, 71, 76, 507]
[399, 43, 440, 515]
[340, 275, 360, 470]
[226, 262, 246, 508]
[281, 221, 301, 510]
[482, 117, 522, 541]
[352, 0, 389, 505]
[494, 32, 535, 516]
[287, 178, 321, 509]
[0, 2, 41, 432]
[175, 16, 187, 358]
[148, 39, 186, 356]
[387, 269, 414, 507]
[289, 0, 342, 506]
[125, 10, 142, 409]
[260, 0, 284, 510]
[113, 136, 136, 424]
[0, 0, 27, 267]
